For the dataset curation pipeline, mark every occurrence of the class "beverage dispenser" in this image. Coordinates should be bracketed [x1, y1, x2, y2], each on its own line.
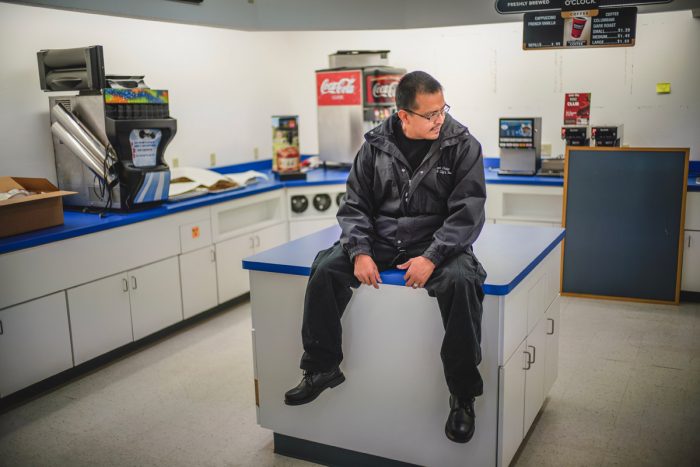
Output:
[316, 50, 405, 166]
[498, 118, 542, 176]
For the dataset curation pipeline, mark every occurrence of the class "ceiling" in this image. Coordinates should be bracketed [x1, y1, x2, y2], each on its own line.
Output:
[6, 0, 700, 31]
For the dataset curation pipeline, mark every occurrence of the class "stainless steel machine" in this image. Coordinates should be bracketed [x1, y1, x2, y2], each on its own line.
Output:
[498, 117, 542, 176]
[316, 50, 405, 166]
[592, 125, 623, 147]
[38, 46, 176, 211]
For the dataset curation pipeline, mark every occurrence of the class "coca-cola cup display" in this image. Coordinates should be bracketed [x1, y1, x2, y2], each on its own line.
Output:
[571, 17, 587, 38]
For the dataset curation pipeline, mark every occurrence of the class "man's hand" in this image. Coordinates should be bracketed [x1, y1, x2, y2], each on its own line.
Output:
[354, 254, 382, 289]
[397, 256, 435, 289]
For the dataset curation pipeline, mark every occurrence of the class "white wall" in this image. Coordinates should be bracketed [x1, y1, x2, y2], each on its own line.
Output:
[0, 3, 698, 183]
[0, 3, 301, 181]
[289, 13, 700, 160]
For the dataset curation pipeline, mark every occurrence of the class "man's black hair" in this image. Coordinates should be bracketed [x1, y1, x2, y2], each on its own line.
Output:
[395, 71, 443, 111]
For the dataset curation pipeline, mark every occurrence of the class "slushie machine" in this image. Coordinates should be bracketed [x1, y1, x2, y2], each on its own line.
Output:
[38, 45, 176, 211]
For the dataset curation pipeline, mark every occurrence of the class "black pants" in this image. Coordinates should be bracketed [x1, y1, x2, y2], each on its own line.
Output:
[300, 241, 487, 399]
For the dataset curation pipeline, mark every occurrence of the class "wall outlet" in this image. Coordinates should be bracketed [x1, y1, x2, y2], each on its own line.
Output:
[541, 143, 552, 157]
[210, 152, 216, 167]
[172, 157, 179, 168]
[253, 147, 259, 160]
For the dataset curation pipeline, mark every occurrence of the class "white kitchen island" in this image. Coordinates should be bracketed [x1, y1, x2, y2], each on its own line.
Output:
[243, 223, 565, 467]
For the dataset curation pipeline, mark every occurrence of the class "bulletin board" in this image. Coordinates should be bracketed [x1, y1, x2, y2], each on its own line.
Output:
[561, 147, 689, 304]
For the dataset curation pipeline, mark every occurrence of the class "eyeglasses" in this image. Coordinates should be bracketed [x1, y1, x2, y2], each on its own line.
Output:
[403, 104, 450, 123]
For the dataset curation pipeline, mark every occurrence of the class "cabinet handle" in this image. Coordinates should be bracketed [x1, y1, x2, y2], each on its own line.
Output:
[523, 350, 531, 370]
[528, 345, 536, 364]
[547, 318, 555, 335]
[210, 249, 216, 262]
[0, 319, 3, 335]
[255, 235, 261, 247]
[131, 276, 138, 290]
[689, 235, 693, 248]
[250, 237, 255, 249]
[122, 278, 129, 292]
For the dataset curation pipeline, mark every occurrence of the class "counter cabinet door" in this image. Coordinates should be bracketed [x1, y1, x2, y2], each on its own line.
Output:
[67, 272, 134, 365]
[0, 292, 73, 397]
[180, 246, 218, 319]
[498, 339, 527, 467]
[254, 222, 288, 254]
[524, 316, 547, 434]
[129, 256, 183, 340]
[216, 233, 255, 303]
[681, 230, 700, 292]
[544, 296, 561, 396]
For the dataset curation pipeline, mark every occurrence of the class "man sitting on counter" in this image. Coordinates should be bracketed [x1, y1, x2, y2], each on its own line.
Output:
[284, 71, 488, 444]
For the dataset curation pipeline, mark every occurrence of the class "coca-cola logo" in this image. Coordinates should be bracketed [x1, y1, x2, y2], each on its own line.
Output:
[320, 78, 356, 95]
[372, 81, 398, 99]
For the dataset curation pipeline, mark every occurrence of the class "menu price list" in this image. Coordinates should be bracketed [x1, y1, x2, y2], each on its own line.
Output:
[590, 7, 637, 45]
[523, 7, 636, 50]
[523, 13, 565, 49]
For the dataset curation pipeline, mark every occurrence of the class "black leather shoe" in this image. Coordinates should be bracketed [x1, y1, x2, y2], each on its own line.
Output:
[284, 367, 345, 406]
[445, 395, 475, 443]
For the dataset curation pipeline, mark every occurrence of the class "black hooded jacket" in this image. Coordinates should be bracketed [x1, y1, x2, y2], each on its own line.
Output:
[337, 113, 486, 267]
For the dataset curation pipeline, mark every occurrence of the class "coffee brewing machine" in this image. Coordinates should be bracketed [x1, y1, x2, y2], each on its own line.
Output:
[561, 126, 590, 146]
[498, 118, 542, 176]
[592, 125, 623, 147]
[38, 45, 176, 211]
[316, 50, 405, 166]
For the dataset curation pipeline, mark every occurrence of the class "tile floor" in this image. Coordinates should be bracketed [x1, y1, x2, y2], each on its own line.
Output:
[0, 296, 699, 467]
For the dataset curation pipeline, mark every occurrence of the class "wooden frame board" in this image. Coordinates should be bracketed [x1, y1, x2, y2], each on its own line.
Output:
[560, 146, 689, 304]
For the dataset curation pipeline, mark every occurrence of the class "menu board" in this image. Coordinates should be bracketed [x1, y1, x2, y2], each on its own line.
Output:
[523, 7, 636, 49]
[590, 8, 637, 45]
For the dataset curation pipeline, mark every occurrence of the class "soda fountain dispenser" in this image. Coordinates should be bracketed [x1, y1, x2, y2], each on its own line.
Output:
[316, 50, 405, 166]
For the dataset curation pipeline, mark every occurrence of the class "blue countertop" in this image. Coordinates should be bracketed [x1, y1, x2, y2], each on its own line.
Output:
[242, 224, 566, 296]
[1, 158, 696, 255]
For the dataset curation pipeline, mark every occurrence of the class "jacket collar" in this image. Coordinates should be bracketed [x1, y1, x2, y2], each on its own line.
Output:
[365, 113, 470, 157]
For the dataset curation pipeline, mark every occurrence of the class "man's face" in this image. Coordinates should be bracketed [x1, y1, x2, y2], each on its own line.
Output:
[399, 91, 446, 140]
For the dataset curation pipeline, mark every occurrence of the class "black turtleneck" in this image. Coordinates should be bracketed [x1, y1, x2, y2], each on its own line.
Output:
[392, 117, 433, 173]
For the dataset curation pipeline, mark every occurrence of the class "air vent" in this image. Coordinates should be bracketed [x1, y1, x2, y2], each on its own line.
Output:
[55, 98, 72, 112]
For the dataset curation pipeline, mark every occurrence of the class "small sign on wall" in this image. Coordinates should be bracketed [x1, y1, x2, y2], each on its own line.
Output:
[564, 93, 591, 125]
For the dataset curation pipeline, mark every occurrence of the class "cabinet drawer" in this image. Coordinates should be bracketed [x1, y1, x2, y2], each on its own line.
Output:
[180, 218, 212, 254]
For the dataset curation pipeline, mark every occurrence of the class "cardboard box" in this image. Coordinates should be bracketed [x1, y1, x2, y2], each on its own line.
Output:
[0, 177, 76, 238]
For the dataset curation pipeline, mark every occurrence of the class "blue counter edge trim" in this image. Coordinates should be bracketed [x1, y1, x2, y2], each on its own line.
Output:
[3, 155, 695, 254]
[0, 183, 284, 255]
[243, 230, 566, 296]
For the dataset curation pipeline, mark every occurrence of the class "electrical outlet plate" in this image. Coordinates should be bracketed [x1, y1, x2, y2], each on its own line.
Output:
[541, 143, 552, 156]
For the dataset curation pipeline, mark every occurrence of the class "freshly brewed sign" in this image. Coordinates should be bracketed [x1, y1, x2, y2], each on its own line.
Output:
[496, 0, 669, 13]
[523, 7, 636, 49]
